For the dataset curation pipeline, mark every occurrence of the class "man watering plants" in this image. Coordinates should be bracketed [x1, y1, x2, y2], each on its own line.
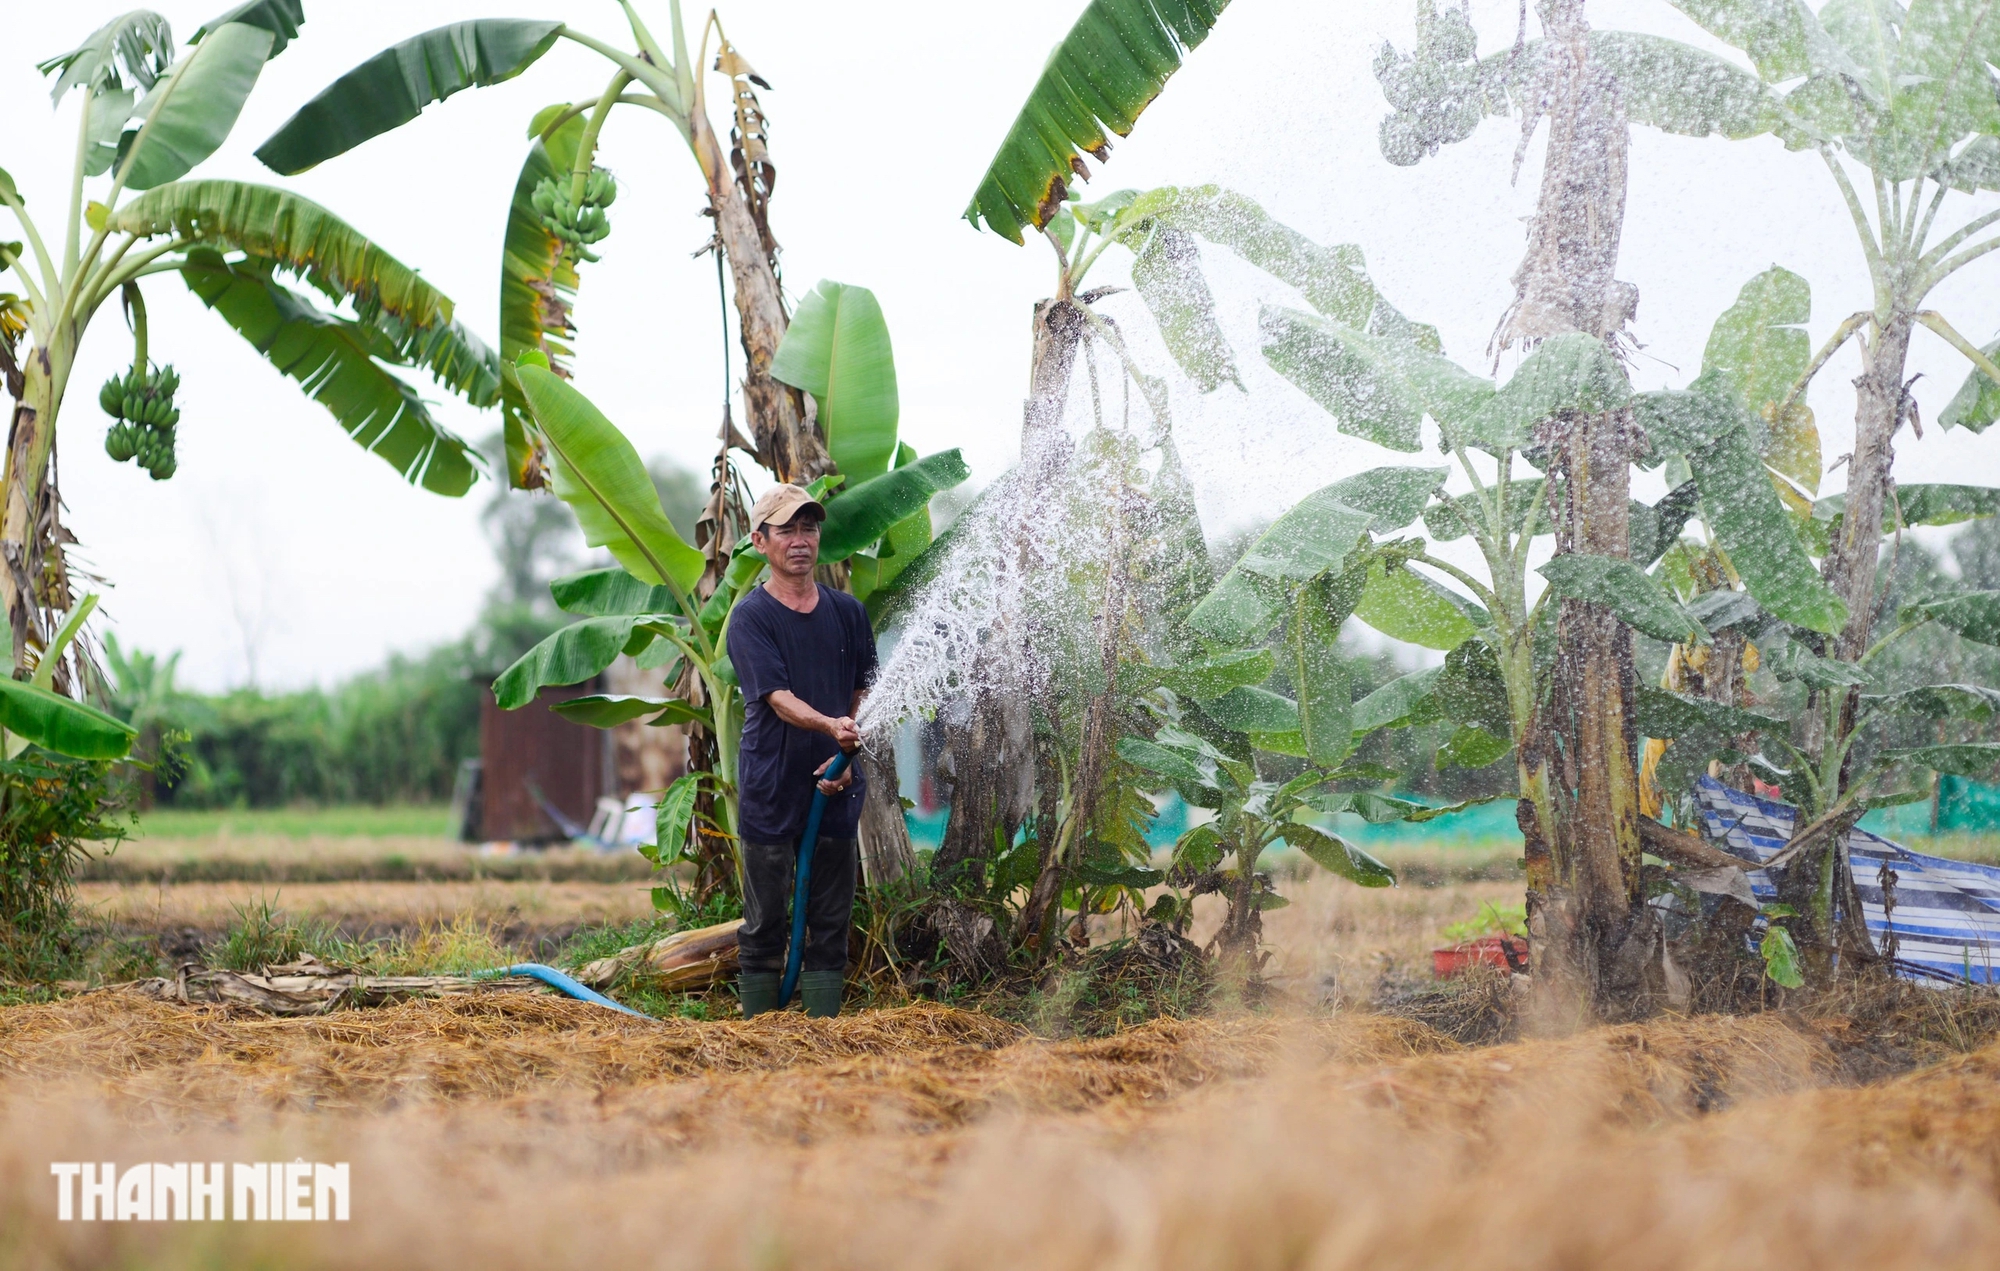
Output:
[727, 483, 876, 1019]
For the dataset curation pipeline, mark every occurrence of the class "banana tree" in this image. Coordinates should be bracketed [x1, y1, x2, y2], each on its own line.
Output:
[1, 4, 489, 680]
[1625, 266, 2000, 980]
[1371, 0, 1822, 1009]
[1091, 176, 1850, 1000]
[1632, 568, 2000, 980]
[931, 0, 1238, 969]
[491, 349, 967, 905]
[1118, 719, 1397, 971]
[1636, 266, 1830, 795]
[1638, 0, 2000, 704]
[267, 5, 948, 890]
[1662, 500, 2000, 975]
[258, 1, 828, 490]
[1386, 0, 2000, 800]
[950, 176, 1672, 975]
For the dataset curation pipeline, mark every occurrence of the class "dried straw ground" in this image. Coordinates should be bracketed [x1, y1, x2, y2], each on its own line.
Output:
[4, 873, 2000, 1268]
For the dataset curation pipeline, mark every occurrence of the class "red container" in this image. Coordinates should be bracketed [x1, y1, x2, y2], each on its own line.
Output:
[1432, 935, 1530, 979]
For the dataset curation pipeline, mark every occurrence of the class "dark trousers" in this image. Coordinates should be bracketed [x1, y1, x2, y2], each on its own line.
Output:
[738, 835, 857, 974]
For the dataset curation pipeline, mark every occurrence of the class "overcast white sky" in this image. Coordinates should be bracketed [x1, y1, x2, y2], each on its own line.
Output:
[10, 1, 2000, 690]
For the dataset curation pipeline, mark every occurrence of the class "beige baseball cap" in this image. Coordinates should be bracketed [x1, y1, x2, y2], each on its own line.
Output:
[749, 483, 825, 529]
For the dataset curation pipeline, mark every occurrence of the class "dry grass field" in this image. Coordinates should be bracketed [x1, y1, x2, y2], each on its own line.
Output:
[5, 824, 2000, 1269]
[77, 878, 658, 937]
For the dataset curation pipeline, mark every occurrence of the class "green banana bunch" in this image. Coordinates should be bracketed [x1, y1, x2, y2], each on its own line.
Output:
[1374, 4, 1492, 167]
[104, 421, 138, 463]
[531, 167, 617, 262]
[99, 362, 181, 480]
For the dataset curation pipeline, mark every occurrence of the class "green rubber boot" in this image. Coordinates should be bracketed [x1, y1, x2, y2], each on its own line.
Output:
[738, 970, 780, 1019]
[799, 969, 845, 1019]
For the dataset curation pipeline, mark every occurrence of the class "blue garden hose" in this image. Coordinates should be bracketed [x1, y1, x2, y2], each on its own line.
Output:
[779, 749, 854, 1007]
[474, 962, 648, 1018]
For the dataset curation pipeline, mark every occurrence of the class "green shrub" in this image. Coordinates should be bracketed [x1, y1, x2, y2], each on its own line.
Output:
[0, 751, 130, 978]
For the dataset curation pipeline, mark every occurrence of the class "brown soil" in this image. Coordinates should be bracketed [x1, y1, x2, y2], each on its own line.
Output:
[6, 875, 2000, 1268]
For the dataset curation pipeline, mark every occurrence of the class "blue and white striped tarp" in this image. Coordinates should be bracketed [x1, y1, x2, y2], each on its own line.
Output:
[1691, 776, 2000, 985]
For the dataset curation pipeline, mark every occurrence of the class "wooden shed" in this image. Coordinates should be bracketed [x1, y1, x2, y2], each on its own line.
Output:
[468, 660, 689, 843]
[477, 682, 613, 842]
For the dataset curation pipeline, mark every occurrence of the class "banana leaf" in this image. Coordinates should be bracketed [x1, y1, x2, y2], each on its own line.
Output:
[1320, 466, 1451, 533]
[113, 181, 455, 328]
[1631, 480, 1703, 567]
[1197, 685, 1300, 734]
[966, 0, 1233, 242]
[1188, 508, 1368, 645]
[1632, 372, 1757, 458]
[550, 567, 682, 618]
[865, 443, 937, 597]
[1701, 265, 1816, 487]
[1156, 648, 1274, 700]
[1113, 186, 1384, 326]
[516, 361, 705, 593]
[1864, 683, 2000, 722]
[180, 250, 480, 495]
[1662, 0, 1835, 83]
[858, 485, 990, 623]
[367, 308, 502, 408]
[1130, 224, 1239, 391]
[1882, 743, 2000, 779]
[1260, 306, 1477, 452]
[1350, 666, 1446, 733]
[81, 89, 138, 178]
[118, 17, 289, 190]
[1305, 791, 1433, 824]
[770, 281, 900, 483]
[1437, 725, 1512, 769]
[1282, 817, 1397, 887]
[1816, 483, 2000, 530]
[1940, 333, 2000, 433]
[818, 450, 970, 562]
[1764, 642, 1872, 688]
[1893, 484, 2000, 528]
[1354, 559, 1483, 650]
[1635, 684, 1785, 738]
[0, 679, 135, 761]
[1116, 736, 1220, 796]
[1886, 0, 2000, 166]
[1424, 479, 1549, 544]
[1683, 588, 1765, 634]
[1537, 554, 1704, 644]
[37, 12, 174, 101]
[1688, 423, 1846, 633]
[492, 615, 662, 711]
[1438, 640, 1511, 736]
[855, 513, 930, 604]
[256, 20, 566, 173]
[1292, 570, 1358, 766]
[1465, 333, 1632, 452]
[1588, 31, 1782, 140]
[1907, 589, 2000, 646]
[194, 1, 305, 54]
[552, 694, 712, 731]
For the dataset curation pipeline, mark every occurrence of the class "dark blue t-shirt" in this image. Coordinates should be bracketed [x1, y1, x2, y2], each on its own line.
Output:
[728, 584, 878, 844]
